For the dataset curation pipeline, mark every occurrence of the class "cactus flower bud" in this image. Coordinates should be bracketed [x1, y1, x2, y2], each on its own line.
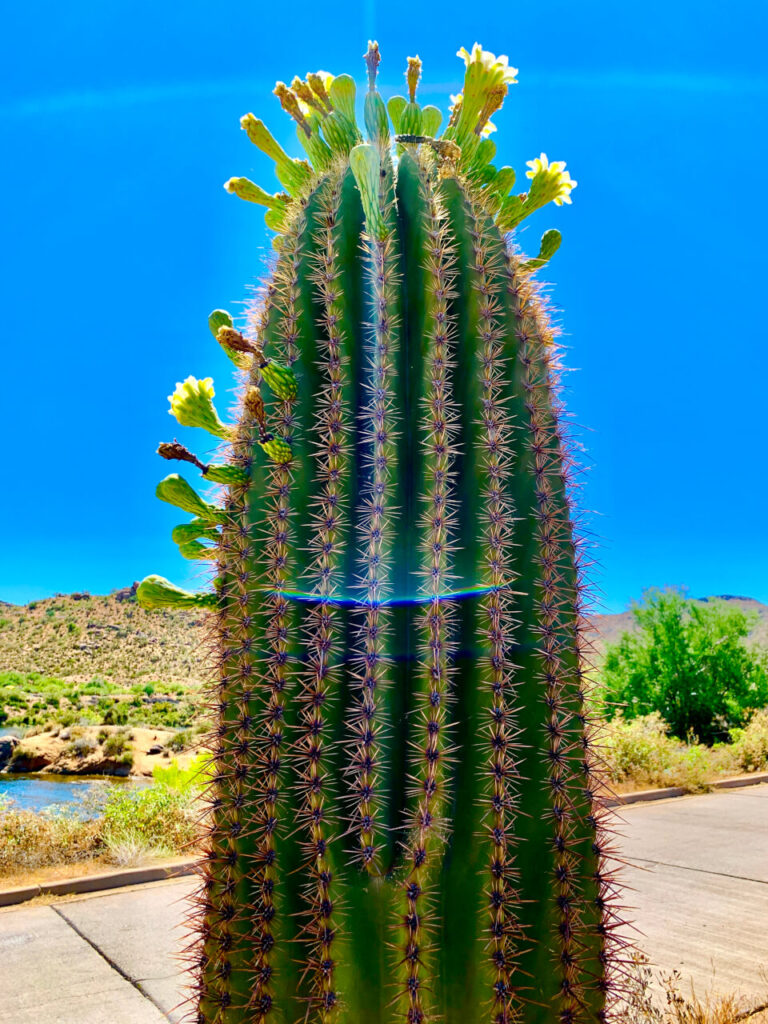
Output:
[156, 474, 223, 522]
[136, 575, 217, 610]
[349, 144, 386, 238]
[168, 377, 231, 440]
[259, 435, 293, 465]
[261, 360, 298, 401]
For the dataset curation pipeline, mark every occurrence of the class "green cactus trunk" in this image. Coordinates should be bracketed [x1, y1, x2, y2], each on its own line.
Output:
[139, 42, 620, 1024]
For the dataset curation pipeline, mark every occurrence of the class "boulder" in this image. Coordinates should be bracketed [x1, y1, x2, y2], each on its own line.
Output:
[0, 735, 19, 769]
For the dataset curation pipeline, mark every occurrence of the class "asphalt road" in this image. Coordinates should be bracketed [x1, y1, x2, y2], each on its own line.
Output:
[1, 785, 766, 1023]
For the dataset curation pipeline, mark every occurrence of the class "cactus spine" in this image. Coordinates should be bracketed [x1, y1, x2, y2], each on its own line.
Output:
[138, 41, 623, 1024]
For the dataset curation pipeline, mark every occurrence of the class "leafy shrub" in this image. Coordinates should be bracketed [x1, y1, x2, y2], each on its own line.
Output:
[101, 784, 197, 853]
[101, 729, 132, 758]
[601, 714, 714, 791]
[168, 729, 192, 752]
[599, 589, 768, 743]
[152, 754, 211, 792]
[101, 701, 129, 726]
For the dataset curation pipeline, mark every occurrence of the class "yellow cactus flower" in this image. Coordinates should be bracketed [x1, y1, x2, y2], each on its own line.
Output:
[457, 44, 518, 85]
[168, 376, 232, 440]
[525, 153, 578, 207]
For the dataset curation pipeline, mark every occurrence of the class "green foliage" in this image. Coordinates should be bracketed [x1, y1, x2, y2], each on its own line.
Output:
[100, 728, 132, 758]
[101, 783, 197, 853]
[602, 713, 715, 791]
[600, 589, 768, 743]
[152, 753, 211, 791]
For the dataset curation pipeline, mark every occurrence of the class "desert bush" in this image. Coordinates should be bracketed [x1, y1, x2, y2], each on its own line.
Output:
[100, 701, 130, 726]
[0, 806, 101, 871]
[168, 729, 192, 752]
[601, 714, 717, 791]
[152, 754, 211, 792]
[728, 708, 768, 772]
[100, 729, 131, 757]
[616, 954, 763, 1024]
[67, 735, 97, 757]
[600, 589, 768, 743]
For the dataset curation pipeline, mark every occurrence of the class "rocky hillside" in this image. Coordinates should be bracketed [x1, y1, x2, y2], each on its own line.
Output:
[0, 586, 209, 688]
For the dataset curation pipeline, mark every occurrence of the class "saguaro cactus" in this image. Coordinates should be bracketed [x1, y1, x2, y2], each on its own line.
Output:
[139, 42, 623, 1024]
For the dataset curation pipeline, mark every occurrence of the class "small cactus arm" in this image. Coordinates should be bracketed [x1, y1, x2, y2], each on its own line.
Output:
[138, 41, 626, 1024]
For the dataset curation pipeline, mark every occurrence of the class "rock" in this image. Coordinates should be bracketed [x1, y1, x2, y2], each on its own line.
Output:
[114, 582, 139, 602]
[0, 735, 19, 769]
[6, 748, 53, 772]
[147, 744, 164, 755]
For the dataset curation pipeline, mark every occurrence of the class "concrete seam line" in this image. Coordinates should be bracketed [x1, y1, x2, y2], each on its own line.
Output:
[51, 903, 174, 1022]
[629, 856, 768, 887]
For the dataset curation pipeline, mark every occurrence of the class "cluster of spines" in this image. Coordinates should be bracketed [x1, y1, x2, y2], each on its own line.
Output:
[345, 146, 400, 875]
[181, 370, 267, 1022]
[464, 193, 522, 1022]
[398, 160, 460, 1023]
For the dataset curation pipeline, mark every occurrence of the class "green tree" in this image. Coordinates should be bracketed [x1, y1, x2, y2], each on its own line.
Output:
[600, 588, 768, 743]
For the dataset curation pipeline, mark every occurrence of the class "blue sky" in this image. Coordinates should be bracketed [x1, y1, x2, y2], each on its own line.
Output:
[1, 0, 766, 612]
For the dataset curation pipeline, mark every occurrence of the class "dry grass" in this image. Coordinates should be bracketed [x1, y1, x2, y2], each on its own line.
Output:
[617, 956, 768, 1024]
[601, 711, 768, 793]
[0, 807, 102, 873]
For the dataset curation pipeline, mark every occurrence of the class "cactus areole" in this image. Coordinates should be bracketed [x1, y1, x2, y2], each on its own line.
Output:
[138, 42, 622, 1024]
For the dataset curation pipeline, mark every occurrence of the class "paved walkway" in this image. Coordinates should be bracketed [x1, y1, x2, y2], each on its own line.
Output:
[0, 785, 766, 1023]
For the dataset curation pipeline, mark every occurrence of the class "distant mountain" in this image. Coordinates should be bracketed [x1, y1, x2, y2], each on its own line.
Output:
[591, 595, 768, 655]
[0, 588, 765, 686]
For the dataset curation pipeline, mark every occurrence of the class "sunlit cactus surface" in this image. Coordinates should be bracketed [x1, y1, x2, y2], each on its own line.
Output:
[138, 41, 624, 1024]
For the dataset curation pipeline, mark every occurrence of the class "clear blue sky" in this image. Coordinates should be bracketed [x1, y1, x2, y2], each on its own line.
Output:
[1, 1, 766, 612]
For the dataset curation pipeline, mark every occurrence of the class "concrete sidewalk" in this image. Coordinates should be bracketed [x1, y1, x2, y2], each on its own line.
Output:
[1, 785, 766, 1022]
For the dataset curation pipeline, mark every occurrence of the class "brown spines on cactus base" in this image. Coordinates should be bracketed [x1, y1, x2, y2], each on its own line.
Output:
[505, 250, 620, 1022]
[186, 288, 288, 1022]
[508, 262, 631, 1019]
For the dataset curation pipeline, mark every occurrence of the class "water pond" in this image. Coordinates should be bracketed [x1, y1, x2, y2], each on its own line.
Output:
[0, 774, 151, 817]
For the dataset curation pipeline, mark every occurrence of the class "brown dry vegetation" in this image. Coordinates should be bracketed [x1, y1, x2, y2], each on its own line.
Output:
[617, 956, 768, 1024]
